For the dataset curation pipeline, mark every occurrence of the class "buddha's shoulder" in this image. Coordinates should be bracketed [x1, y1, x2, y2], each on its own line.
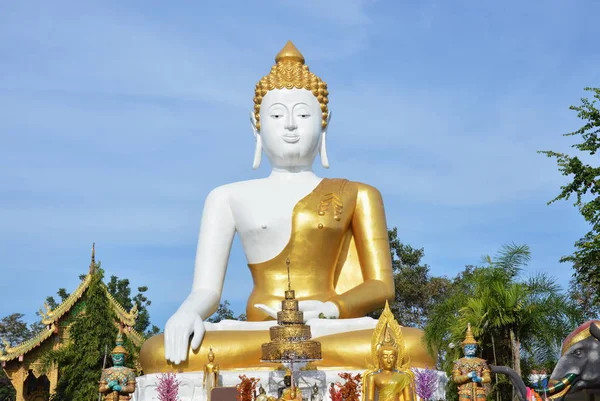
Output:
[330, 179, 383, 200]
[204, 179, 275, 199]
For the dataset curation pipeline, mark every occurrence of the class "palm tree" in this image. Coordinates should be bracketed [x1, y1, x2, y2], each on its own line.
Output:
[425, 244, 578, 401]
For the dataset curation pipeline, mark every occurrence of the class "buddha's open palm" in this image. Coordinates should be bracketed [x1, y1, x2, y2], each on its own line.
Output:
[164, 310, 205, 364]
[254, 300, 339, 321]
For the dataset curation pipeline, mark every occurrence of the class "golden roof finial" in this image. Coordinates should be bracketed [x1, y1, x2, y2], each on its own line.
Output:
[462, 323, 478, 346]
[275, 41, 305, 64]
[89, 242, 96, 274]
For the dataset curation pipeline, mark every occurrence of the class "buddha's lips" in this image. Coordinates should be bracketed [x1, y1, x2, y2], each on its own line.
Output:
[282, 134, 300, 143]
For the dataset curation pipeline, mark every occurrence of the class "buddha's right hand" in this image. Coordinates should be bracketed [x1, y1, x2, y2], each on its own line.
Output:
[164, 310, 205, 364]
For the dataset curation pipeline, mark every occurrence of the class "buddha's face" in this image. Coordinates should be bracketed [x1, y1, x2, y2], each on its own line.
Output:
[378, 348, 397, 371]
[258, 88, 324, 169]
[208, 353, 214, 362]
[464, 344, 477, 357]
[112, 353, 125, 367]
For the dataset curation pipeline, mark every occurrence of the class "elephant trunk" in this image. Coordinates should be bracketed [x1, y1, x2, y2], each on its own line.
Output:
[533, 373, 578, 398]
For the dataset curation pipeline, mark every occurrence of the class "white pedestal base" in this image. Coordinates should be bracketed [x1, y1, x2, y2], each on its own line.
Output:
[132, 369, 448, 401]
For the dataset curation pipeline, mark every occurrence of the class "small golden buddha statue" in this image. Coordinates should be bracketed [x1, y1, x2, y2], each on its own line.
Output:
[452, 324, 491, 401]
[139, 41, 434, 373]
[256, 384, 276, 401]
[363, 303, 415, 401]
[203, 346, 219, 401]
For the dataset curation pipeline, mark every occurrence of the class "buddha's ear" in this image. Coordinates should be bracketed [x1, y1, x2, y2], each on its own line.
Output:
[249, 112, 259, 137]
[250, 112, 262, 169]
[320, 112, 331, 169]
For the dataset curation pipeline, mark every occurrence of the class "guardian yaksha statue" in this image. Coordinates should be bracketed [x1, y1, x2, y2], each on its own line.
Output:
[452, 324, 491, 401]
[99, 333, 137, 401]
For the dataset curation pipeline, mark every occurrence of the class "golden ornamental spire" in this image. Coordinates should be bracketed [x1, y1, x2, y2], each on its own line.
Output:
[275, 41, 305, 64]
[462, 323, 477, 345]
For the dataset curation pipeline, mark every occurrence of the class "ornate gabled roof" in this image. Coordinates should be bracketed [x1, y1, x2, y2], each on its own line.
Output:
[104, 286, 138, 327]
[40, 274, 93, 325]
[0, 327, 54, 362]
[2, 244, 145, 362]
[126, 328, 146, 348]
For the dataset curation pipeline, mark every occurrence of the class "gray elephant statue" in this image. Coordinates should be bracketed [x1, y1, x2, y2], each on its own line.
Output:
[491, 320, 600, 401]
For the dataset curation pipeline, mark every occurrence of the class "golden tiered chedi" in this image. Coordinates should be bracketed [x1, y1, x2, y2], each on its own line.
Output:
[261, 259, 321, 363]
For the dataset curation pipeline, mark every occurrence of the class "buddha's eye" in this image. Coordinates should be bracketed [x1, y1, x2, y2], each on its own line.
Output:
[270, 114, 283, 119]
[298, 113, 311, 119]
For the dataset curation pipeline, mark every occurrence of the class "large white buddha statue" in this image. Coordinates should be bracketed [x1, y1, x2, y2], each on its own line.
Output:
[139, 41, 433, 373]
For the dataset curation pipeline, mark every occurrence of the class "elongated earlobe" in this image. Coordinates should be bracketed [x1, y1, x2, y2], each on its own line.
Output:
[253, 134, 262, 169]
[320, 112, 331, 168]
[250, 112, 262, 169]
[320, 132, 329, 169]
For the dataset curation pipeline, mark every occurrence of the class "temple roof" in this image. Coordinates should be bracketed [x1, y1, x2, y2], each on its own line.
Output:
[1, 245, 145, 362]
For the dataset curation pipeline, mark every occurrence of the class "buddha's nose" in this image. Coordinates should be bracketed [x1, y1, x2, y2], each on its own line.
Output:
[284, 115, 297, 131]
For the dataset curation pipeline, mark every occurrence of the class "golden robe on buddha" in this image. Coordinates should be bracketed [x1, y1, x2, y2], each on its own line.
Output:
[140, 178, 433, 372]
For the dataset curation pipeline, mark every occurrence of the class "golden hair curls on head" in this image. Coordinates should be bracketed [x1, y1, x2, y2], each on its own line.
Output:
[253, 41, 329, 131]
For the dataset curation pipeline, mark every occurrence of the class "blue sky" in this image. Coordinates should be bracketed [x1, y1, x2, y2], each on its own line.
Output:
[1, 0, 599, 330]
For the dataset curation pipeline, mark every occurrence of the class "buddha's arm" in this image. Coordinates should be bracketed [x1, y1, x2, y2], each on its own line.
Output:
[178, 186, 236, 319]
[329, 183, 394, 318]
[363, 373, 376, 401]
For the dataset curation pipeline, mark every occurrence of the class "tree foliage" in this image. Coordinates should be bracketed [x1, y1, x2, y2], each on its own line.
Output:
[424, 244, 578, 401]
[206, 300, 247, 323]
[45, 267, 119, 401]
[539, 87, 600, 307]
[370, 228, 451, 328]
[105, 275, 160, 336]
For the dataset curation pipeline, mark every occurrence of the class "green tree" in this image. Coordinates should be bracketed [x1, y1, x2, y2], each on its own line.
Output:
[538, 87, 600, 307]
[105, 276, 160, 336]
[568, 278, 600, 321]
[370, 228, 452, 328]
[0, 371, 14, 401]
[44, 267, 119, 401]
[207, 300, 247, 322]
[425, 244, 577, 401]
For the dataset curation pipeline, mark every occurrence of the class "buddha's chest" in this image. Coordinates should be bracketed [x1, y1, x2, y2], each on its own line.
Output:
[229, 179, 354, 263]
[231, 190, 307, 236]
[374, 374, 404, 389]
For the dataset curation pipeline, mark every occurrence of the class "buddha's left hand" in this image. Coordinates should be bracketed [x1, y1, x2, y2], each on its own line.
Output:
[254, 300, 339, 321]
